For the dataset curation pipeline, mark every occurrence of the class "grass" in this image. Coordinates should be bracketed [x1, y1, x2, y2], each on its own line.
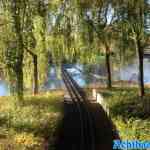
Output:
[0, 91, 64, 150]
[98, 87, 150, 140]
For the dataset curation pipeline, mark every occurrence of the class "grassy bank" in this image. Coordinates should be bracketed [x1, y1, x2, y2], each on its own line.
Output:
[99, 87, 150, 140]
[0, 91, 64, 150]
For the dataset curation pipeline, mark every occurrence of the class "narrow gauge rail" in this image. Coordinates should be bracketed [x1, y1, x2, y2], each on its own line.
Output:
[62, 67, 96, 150]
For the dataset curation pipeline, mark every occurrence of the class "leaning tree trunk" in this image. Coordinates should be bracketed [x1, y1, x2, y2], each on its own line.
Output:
[105, 45, 112, 88]
[137, 40, 145, 97]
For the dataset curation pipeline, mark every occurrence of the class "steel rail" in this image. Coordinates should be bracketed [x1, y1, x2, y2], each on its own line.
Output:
[62, 69, 85, 150]
[62, 67, 96, 150]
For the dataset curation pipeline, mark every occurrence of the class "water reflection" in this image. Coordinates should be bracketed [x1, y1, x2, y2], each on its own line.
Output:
[0, 80, 9, 96]
[115, 59, 150, 84]
[42, 66, 64, 91]
[67, 67, 86, 87]
[1, 58, 150, 96]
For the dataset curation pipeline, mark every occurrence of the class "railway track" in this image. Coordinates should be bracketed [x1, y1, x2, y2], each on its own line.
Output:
[61, 66, 96, 150]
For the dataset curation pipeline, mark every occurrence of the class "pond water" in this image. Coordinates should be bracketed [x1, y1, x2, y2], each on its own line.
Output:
[1, 58, 150, 96]
[114, 58, 150, 84]
[66, 64, 106, 87]
[0, 80, 10, 96]
[42, 66, 64, 91]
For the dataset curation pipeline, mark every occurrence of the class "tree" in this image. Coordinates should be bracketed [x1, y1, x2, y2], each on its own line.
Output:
[26, 50, 38, 95]
[9, 0, 25, 100]
[83, 1, 116, 88]
[119, 0, 147, 97]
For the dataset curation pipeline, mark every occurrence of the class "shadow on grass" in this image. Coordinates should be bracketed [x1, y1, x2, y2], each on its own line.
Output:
[110, 97, 146, 119]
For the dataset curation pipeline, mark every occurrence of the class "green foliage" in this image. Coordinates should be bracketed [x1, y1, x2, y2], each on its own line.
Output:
[113, 117, 150, 140]
[0, 0, 150, 96]
[0, 91, 63, 150]
[99, 87, 150, 140]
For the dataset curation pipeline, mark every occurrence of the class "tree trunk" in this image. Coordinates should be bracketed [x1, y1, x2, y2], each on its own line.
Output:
[10, 0, 24, 100]
[15, 64, 24, 100]
[15, 35, 24, 100]
[33, 55, 38, 94]
[105, 45, 112, 88]
[137, 40, 145, 97]
[27, 50, 38, 95]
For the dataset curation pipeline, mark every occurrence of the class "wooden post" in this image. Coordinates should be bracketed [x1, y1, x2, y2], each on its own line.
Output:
[97, 93, 109, 115]
[92, 89, 97, 100]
